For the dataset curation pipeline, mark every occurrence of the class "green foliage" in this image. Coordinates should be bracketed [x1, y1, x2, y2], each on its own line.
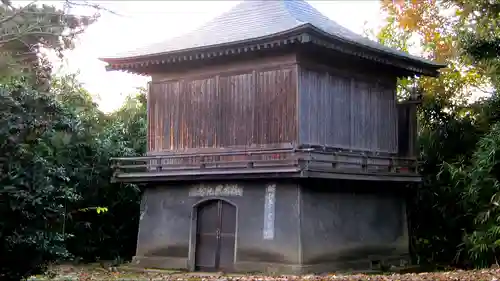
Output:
[63, 86, 146, 262]
[446, 119, 500, 267]
[378, 0, 500, 269]
[0, 79, 81, 280]
[0, 73, 147, 280]
[405, 95, 480, 267]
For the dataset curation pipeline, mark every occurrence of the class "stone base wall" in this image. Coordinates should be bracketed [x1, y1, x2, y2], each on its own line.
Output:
[131, 254, 411, 274]
[133, 179, 410, 274]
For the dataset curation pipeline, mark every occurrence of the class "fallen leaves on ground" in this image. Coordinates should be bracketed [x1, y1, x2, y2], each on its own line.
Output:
[27, 264, 500, 281]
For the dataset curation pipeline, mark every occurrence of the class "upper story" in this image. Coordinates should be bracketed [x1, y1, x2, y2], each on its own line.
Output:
[101, 0, 445, 183]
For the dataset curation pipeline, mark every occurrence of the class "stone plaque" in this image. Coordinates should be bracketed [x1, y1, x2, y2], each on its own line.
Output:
[188, 184, 243, 197]
[263, 184, 276, 240]
[139, 194, 148, 220]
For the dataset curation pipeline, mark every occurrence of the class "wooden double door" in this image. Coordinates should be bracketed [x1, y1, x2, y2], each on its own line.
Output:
[194, 200, 236, 271]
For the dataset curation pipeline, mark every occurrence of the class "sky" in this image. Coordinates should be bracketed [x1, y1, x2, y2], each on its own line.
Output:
[51, 0, 384, 112]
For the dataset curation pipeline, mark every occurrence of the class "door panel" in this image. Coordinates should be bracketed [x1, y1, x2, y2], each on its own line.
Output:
[194, 200, 219, 271]
[220, 201, 237, 234]
[194, 234, 218, 271]
[218, 234, 235, 270]
[219, 201, 236, 270]
[194, 200, 237, 272]
[198, 201, 219, 233]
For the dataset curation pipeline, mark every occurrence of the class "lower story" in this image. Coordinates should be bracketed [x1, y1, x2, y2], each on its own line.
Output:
[132, 179, 411, 274]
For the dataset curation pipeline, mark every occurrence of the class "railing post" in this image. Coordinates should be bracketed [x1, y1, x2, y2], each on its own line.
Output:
[112, 159, 121, 175]
[361, 155, 368, 171]
[156, 158, 162, 172]
[332, 152, 338, 168]
[246, 151, 254, 168]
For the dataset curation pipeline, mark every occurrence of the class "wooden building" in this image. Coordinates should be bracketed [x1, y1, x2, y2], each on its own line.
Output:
[101, 0, 445, 274]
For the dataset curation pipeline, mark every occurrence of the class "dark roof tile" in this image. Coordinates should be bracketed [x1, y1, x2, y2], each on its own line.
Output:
[104, 0, 441, 67]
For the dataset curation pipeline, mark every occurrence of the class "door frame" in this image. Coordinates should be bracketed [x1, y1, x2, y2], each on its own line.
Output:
[188, 198, 239, 271]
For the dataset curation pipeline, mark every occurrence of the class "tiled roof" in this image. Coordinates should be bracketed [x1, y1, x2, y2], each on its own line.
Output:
[102, 0, 441, 67]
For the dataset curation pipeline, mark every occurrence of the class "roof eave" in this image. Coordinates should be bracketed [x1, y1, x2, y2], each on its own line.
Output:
[101, 25, 446, 77]
[98, 24, 312, 64]
[300, 25, 446, 77]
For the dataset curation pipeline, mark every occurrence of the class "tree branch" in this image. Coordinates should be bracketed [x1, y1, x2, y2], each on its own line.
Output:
[0, 0, 38, 26]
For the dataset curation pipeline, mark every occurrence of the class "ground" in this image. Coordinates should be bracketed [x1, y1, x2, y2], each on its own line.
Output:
[27, 264, 500, 281]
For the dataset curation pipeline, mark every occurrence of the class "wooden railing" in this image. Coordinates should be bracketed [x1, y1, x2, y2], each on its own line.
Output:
[112, 147, 299, 174]
[110, 146, 419, 181]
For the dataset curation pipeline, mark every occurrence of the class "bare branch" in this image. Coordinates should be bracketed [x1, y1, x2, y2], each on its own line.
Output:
[63, 0, 123, 17]
[0, 0, 38, 26]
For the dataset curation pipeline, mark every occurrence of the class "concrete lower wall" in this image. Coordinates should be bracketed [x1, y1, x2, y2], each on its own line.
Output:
[134, 180, 301, 272]
[300, 179, 410, 271]
[133, 179, 409, 274]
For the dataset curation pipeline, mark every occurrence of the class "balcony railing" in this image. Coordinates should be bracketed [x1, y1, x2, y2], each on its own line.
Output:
[110, 146, 420, 183]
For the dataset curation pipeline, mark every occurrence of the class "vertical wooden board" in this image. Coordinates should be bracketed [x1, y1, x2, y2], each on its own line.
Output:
[285, 68, 297, 144]
[312, 70, 318, 144]
[367, 82, 375, 151]
[297, 68, 308, 144]
[306, 70, 316, 145]
[189, 79, 196, 149]
[245, 73, 256, 145]
[256, 68, 297, 145]
[157, 83, 164, 151]
[340, 76, 352, 147]
[254, 72, 262, 145]
[176, 77, 218, 149]
[219, 75, 231, 147]
[321, 71, 329, 145]
[273, 70, 281, 143]
[208, 77, 217, 147]
[290, 66, 298, 145]
[361, 81, 370, 150]
[230, 73, 254, 146]
[273, 71, 281, 143]
[218, 76, 227, 147]
[391, 88, 399, 153]
[216, 75, 221, 147]
[194, 79, 202, 148]
[255, 71, 266, 144]
[385, 88, 393, 152]
[321, 73, 336, 146]
[228, 76, 235, 146]
[154, 84, 160, 152]
[174, 81, 182, 149]
[350, 78, 361, 150]
[180, 80, 186, 149]
[372, 84, 382, 151]
[298, 68, 316, 145]
[349, 78, 356, 150]
[147, 82, 155, 152]
[163, 82, 172, 150]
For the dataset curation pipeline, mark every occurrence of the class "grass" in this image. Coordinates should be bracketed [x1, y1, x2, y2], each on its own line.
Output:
[27, 263, 500, 281]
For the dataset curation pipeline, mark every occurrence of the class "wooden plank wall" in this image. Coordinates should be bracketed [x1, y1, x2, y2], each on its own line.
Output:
[298, 66, 399, 154]
[148, 66, 297, 152]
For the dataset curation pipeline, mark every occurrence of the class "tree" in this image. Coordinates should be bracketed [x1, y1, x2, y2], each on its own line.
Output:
[377, 0, 500, 268]
[0, 78, 83, 280]
[63, 88, 146, 262]
[0, 1, 103, 279]
[0, 0, 99, 88]
[0, 73, 147, 280]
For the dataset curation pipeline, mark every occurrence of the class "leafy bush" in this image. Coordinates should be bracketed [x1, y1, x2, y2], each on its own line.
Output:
[0, 79, 82, 280]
